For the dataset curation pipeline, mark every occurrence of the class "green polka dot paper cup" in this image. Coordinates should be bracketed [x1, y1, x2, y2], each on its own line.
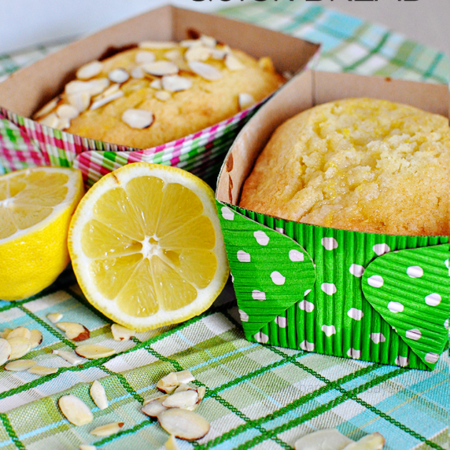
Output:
[216, 70, 450, 371]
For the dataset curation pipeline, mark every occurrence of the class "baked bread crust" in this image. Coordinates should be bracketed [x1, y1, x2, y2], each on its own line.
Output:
[240, 98, 450, 236]
[35, 39, 284, 149]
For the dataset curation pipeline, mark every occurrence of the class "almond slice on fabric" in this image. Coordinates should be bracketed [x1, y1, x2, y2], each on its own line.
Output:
[53, 349, 84, 365]
[8, 327, 31, 340]
[294, 429, 353, 450]
[158, 409, 210, 441]
[0, 339, 11, 365]
[75, 345, 116, 359]
[90, 422, 124, 437]
[47, 313, 63, 324]
[161, 390, 198, 409]
[111, 324, 135, 341]
[28, 365, 58, 375]
[141, 395, 168, 417]
[59, 394, 93, 426]
[8, 337, 31, 360]
[29, 330, 43, 349]
[4, 359, 35, 371]
[90, 380, 108, 410]
[56, 322, 90, 341]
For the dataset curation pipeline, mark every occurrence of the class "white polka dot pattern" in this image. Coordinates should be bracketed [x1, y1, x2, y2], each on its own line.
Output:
[275, 316, 287, 328]
[373, 243, 390, 256]
[321, 283, 336, 295]
[395, 356, 409, 367]
[388, 302, 404, 313]
[370, 332, 385, 344]
[299, 300, 315, 313]
[239, 310, 249, 322]
[321, 325, 336, 337]
[289, 250, 304, 262]
[221, 206, 234, 221]
[425, 293, 441, 306]
[348, 308, 363, 321]
[424, 353, 439, 364]
[347, 348, 361, 359]
[321, 237, 338, 250]
[407, 266, 423, 278]
[254, 332, 269, 344]
[252, 290, 266, 301]
[368, 275, 383, 288]
[300, 341, 315, 351]
[270, 272, 285, 285]
[349, 264, 365, 277]
[406, 329, 421, 341]
[237, 250, 250, 262]
[254, 230, 269, 246]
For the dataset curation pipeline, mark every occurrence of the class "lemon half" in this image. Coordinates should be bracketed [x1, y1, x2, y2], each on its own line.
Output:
[68, 163, 229, 331]
[0, 167, 84, 300]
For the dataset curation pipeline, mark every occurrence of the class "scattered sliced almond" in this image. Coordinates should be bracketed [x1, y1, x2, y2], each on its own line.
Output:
[342, 432, 386, 450]
[150, 79, 162, 90]
[162, 75, 192, 92]
[162, 390, 199, 409]
[159, 372, 178, 388]
[8, 327, 31, 340]
[211, 50, 226, 60]
[67, 92, 91, 112]
[164, 50, 182, 61]
[176, 370, 195, 384]
[108, 68, 129, 84]
[197, 386, 206, 403]
[0, 339, 11, 365]
[55, 117, 71, 131]
[122, 109, 154, 129]
[90, 422, 124, 437]
[75, 344, 116, 359]
[111, 324, 135, 341]
[143, 393, 168, 407]
[142, 395, 168, 417]
[158, 409, 210, 441]
[53, 349, 84, 365]
[294, 429, 353, 450]
[90, 380, 108, 410]
[90, 90, 124, 111]
[188, 61, 222, 81]
[174, 383, 190, 394]
[139, 41, 178, 49]
[29, 330, 43, 349]
[180, 40, 203, 48]
[39, 113, 60, 128]
[66, 78, 109, 97]
[165, 435, 180, 450]
[238, 93, 256, 111]
[142, 61, 179, 76]
[5, 360, 37, 371]
[56, 322, 90, 341]
[135, 51, 155, 64]
[59, 394, 93, 426]
[56, 104, 79, 120]
[77, 61, 104, 80]
[80, 446, 96, 450]
[185, 46, 211, 62]
[28, 365, 58, 375]
[47, 313, 63, 324]
[225, 53, 245, 71]
[33, 97, 60, 119]
[0, 329, 12, 339]
[8, 337, 31, 360]
[200, 35, 217, 49]
[131, 67, 145, 79]
[155, 91, 171, 102]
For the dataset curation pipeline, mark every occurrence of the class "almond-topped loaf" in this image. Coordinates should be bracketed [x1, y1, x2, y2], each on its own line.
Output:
[34, 36, 284, 149]
[240, 98, 450, 236]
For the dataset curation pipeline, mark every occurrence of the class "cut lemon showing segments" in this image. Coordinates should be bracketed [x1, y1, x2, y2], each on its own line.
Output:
[0, 167, 84, 301]
[68, 163, 229, 331]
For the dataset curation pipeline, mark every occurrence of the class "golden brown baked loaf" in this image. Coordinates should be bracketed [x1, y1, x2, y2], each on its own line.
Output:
[33, 36, 284, 149]
[240, 98, 450, 236]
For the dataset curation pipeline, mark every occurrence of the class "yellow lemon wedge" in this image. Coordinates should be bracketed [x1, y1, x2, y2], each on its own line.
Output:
[0, 167, 84, 300]
[68, 163, 229, 331]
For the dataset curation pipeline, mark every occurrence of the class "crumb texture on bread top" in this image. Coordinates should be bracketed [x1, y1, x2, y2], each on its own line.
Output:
[240, 98, 450, 236]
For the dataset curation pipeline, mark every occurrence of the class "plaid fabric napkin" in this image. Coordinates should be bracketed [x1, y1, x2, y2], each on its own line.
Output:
[0, 2, 448, 449]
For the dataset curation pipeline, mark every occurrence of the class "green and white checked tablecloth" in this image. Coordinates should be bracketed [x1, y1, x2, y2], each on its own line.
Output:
[0, 2, 448, 449]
